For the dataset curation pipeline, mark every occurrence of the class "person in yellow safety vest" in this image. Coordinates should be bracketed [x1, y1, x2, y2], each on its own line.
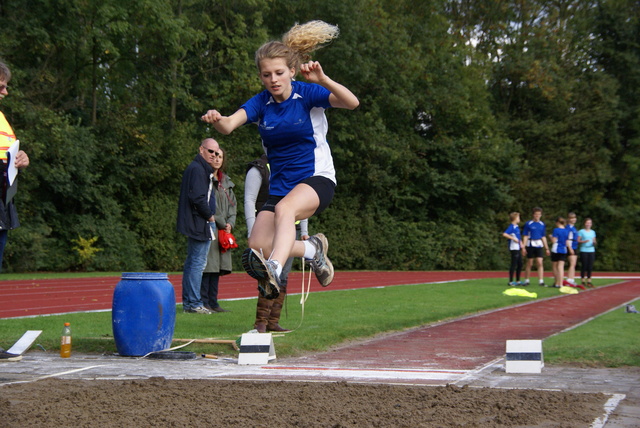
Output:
[0, 60, 30, 272]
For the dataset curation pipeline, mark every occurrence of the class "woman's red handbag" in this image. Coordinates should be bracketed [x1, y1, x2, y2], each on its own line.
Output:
[218, 230, 239, 253]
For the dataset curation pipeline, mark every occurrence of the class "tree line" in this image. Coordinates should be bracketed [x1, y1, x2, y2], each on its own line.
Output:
[0, 0, 638, 273]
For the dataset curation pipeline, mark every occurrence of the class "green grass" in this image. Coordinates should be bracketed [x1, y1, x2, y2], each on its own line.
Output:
[0, 272, 125, 280]
[543, 298, 640, 367]
[0, 277, 634, 367]
[0, 272, 184, 281]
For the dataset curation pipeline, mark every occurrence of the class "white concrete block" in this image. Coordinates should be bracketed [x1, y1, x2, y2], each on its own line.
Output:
[237, 333, 276, 365]
[505, 340, 544, 373]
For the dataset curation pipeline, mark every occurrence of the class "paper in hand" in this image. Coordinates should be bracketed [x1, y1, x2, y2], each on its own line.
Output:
[6, 139, 19, 186]
[4, 139, 19, 205]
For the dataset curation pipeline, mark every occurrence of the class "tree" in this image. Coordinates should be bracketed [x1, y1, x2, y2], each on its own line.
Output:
[0, 0, 638, 272]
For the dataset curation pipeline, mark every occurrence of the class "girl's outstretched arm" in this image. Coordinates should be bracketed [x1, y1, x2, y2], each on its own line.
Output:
[300, 61, 359, 110]
[201, 108, 248, 135]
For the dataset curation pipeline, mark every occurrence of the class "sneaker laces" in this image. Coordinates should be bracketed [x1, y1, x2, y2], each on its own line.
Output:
[256, 247, 269, 263]
[309, 239, 325, 271]
[255, 247, 272, 275]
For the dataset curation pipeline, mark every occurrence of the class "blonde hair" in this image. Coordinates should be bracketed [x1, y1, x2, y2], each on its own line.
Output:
[509, 212, 520, 222]
[255, 20, 339, 71]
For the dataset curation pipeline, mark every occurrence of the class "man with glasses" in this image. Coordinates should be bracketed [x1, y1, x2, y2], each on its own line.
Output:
[177, 138, 220, 314]
[0, 60, 30, 273]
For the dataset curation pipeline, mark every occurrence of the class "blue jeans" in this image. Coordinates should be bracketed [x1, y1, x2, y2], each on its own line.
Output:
[182, 230, 214, 310]
[0, 230, 7, 273]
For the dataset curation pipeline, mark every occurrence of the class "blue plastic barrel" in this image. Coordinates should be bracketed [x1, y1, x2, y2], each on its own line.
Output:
[112, 272, 176, 357]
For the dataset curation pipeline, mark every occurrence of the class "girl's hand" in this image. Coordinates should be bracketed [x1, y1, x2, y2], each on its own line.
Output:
[300, 61, 327, 84]
[201, 109, 223, 124]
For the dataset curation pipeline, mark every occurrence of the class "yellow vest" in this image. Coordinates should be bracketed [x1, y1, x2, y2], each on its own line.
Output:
[0, 111, 17, 161]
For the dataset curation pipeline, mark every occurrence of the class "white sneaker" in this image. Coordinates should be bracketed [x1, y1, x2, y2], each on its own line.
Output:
[308, 233, 334, 287]
[241, 248, 281, 299]
[184, 306, 212, 314]
[0, 350, 22, 362]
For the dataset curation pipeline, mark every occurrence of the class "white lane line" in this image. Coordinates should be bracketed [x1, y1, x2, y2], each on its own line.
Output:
[205, 364, 469, 382]
[592, 393, 626, 428]
[1, 365, 107, 386]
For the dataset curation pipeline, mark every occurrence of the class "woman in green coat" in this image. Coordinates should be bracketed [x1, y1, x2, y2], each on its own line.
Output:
[201, 147, 237, 312]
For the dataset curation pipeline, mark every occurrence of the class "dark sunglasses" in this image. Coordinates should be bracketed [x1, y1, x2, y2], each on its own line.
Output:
[201, 146, 220, 156]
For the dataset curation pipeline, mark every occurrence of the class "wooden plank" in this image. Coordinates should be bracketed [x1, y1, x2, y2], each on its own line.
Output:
[173, 338, 239, 351]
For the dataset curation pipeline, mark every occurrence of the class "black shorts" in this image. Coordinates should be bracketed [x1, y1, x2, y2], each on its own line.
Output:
[551, 252, 567, 262]
[526, 247, 544, 259]
[260, 176, 336, 217]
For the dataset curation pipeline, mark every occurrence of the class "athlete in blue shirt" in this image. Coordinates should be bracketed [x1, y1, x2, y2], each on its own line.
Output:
[522, 207, 551, 286]
[502, 212, 525, 286]
[201, 21, 359, 299]
[565, 212, 580, 286]
[550, 217, 573, 288]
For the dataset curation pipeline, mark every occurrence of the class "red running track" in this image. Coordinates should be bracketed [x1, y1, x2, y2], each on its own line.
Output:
[1, 271, 508, 319]
[1, 271, 639, 319]
[289, 278, 640, 371]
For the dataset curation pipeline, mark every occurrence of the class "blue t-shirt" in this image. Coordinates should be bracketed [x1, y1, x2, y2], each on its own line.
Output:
[567, 224, 579, 251]
[242, 81, 334, 196]
[578, 229, 596, 252]
[503, 224, 521, 250]
[552, 227, 570, 254]
[523, 220, 546, 247]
